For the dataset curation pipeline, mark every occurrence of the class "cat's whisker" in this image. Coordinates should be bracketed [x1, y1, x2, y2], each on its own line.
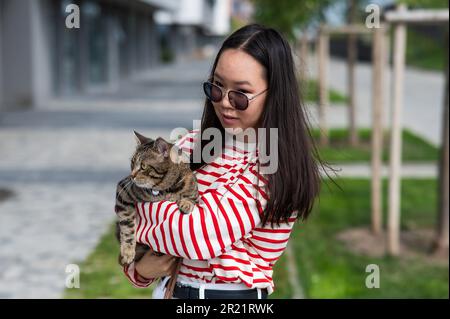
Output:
[116, 179, 133, 200]
[116, 184, 128, 201]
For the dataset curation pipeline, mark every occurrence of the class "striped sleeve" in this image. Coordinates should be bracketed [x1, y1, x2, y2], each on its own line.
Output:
[122, 262, 155, 288]
[136, 168, 268, 260]
[245, 214, 297, 263]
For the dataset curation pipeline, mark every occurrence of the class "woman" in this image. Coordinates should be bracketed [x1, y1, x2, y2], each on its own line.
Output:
[122, 23, 321, 299]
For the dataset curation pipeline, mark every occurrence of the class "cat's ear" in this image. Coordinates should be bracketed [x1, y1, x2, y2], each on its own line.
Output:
[133, 131, 153, 145]
[155, 137, 170, 158]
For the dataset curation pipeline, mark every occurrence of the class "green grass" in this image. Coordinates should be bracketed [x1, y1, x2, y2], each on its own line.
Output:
[64, 222, 155, 299]
[270, 178, 448, 299]
[406, 29, 446, 72]
[270, 247, 293, 298]
[311, 128, 439, 163]
[303, 79, 348, 104]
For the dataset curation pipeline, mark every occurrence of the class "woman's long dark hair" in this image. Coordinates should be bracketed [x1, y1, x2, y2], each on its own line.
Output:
[190, 23, 324, 227]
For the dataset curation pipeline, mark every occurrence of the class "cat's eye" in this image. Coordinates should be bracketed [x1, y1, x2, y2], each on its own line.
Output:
[141, 163, 147, 170]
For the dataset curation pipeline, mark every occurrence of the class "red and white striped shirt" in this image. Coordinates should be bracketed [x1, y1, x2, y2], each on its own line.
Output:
[123, 130, 296, 295]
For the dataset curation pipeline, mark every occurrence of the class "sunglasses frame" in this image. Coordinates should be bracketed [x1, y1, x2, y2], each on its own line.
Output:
[203, 81, 268, 110]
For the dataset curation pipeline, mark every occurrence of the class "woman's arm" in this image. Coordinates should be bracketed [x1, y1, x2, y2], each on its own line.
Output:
[122, 250, 178, 288]
[136, 166, 268, 260]
[123, 262, 154, 288]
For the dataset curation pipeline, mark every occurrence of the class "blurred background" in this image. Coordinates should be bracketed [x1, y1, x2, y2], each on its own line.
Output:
[0, 0, 448, 299]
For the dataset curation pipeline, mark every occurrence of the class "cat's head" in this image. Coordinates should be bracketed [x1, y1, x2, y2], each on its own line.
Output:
[130, 131, 183, 191]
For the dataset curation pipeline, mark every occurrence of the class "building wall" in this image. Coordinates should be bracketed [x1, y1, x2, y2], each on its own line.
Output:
[174, 0, 204, 25]
[1, 0, 34, 110]
[0, 0, 3, 111]
[156, 0, 228, 35]
[148, 17, 160, 67]
[0, 0, 53, 110]
[0, 0, 214, 110]
[211, 0, 230, 36]
[52, 0, 161, 95]
[31, 0, 53, 108]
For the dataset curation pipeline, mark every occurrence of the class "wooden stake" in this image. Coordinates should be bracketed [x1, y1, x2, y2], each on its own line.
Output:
[317, 27, 329, 146]
[371, 26, 385, 236]
[348, 32, 358, 146]
[347, 0, 358, 147]
[388, 4, 407, 256]
[433, 32, 449, 254]
[300, 34, 309, 83]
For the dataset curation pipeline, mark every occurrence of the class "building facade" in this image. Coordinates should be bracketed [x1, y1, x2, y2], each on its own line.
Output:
[155, 0, 231, 61]
[0, 0, 230, 111]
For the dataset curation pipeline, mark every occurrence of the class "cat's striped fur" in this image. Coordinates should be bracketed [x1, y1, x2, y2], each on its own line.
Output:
[115, 131, 198, 298]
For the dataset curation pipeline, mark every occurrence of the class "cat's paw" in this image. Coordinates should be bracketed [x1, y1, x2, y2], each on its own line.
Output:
[120, 244, 136, 265]
[177, 198, 195, 214]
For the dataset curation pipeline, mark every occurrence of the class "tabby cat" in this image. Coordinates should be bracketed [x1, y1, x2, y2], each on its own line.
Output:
[115, 131, 198, 298]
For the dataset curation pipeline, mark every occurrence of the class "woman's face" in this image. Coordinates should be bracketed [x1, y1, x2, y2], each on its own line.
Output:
[212, 49, 268, 134]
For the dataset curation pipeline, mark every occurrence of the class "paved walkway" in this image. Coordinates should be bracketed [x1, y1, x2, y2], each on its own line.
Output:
[0, 58, 209, 298]
[326, 162, 437, 179]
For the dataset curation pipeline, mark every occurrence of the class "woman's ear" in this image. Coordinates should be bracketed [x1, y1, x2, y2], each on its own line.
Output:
[133, 131, 153, 145]
[155, 137, 170, 157]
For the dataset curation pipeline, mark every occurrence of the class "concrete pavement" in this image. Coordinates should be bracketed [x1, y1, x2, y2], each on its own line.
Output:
[0, 58, 209, 298]
[324, 162, 437, 179]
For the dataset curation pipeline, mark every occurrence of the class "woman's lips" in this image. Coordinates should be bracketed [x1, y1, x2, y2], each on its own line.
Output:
[221, 113, 239, 125]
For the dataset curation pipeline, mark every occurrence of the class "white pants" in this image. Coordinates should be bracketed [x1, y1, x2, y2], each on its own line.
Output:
[152, 277, 174, 299]
[152, 277, 265, 299]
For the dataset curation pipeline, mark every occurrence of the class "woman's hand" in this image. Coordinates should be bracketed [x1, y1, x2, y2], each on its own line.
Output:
[134, 249, 178, 280]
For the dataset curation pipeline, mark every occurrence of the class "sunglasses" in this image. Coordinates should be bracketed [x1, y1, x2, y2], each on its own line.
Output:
[203, 81, 268, 111]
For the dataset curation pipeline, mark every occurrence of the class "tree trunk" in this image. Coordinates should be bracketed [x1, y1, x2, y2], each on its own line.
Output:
[300, 34, 309, 83]
[347, 0, 359, 146]
[371, 27, 385, 236]
[317, 27, 329, 146]
[432, 31, 449, 254]
[387, 4, 408, 256]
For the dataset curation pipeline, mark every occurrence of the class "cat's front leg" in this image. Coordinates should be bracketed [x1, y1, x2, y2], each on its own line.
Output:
[164, 193, 194, 214]
[117, 206, 137, 266]
[177, 198, 196, 214]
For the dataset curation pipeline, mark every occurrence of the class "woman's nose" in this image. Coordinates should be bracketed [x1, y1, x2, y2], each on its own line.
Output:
[221, 92, 234, 109]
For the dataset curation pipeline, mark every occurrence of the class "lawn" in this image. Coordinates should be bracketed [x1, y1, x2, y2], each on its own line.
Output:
[311, 128, 439, 163]
[64, 178, 447, 299]
[270, 178, 448, 299]
[65, 222, 155, 299]
[303, 79, 348, 104]
[406, 29, 446, 72]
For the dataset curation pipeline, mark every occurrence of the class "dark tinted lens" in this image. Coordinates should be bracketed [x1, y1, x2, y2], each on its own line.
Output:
[203, 82, 212, 99]
[229, 91, 249, 110]
[203, 82, 222, 102]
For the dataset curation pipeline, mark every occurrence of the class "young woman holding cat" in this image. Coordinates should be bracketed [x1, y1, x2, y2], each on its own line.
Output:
[122, 24, 321, 299]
